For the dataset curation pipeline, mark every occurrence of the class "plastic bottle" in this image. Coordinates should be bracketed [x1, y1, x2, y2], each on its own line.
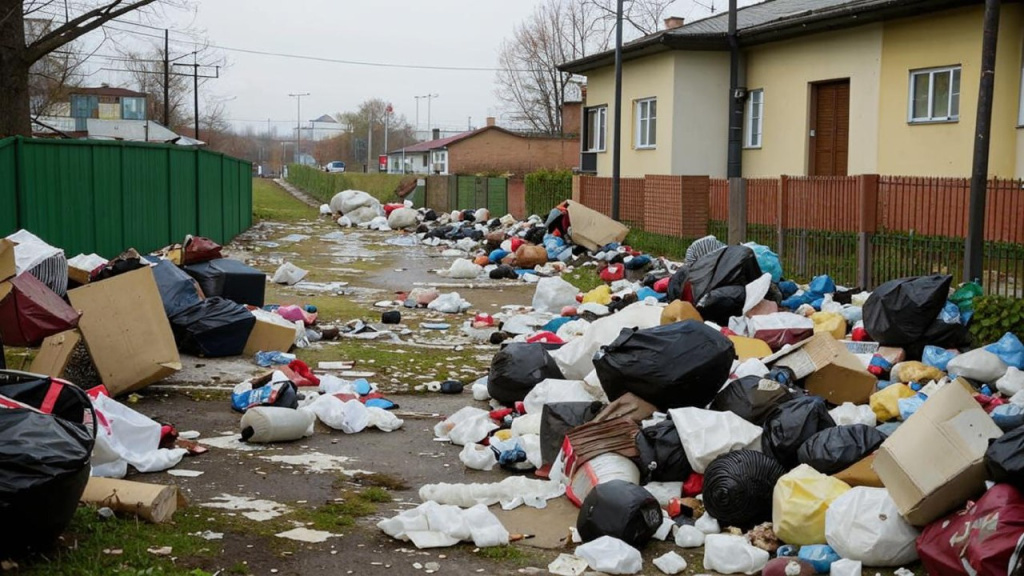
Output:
[240, 406, 314, 443]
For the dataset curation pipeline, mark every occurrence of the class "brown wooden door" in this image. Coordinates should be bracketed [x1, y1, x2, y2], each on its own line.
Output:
[809, 80, 850, 176]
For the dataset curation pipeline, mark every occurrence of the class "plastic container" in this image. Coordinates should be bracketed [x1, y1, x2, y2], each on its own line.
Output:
[240, 406, 315, 443]
[567, 453, 640, 506]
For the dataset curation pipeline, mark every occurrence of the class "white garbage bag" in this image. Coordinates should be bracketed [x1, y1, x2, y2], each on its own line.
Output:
[702, 534, 770, 575]
[674, 524, 705, 548]
[653, 551, 688, 575]
[522, 379, 597, 415]
[532, 277, 579, 314]
[510, 413, 542, 437]
[831, 559, 863, 576]
[447, 258, 483, 279]
[463, 504, 509, 547]
[271, 262, 308, 285]
[377, 501, 507, 549]
[448, 414, 498, 447]
[387, 207, 419, 229]
[330, 189, 378, 215]
[550, 302, 662, 379]
[574, 536, 643, 575]
[418, 476, 565, 509]
[460, 443, 497, 471]
[366, 407, 404, 432]
[947, 348, 1009, 382]
[556, 319, 591, 342]
[825, 487, 919, 567]
[668, 407, 762, 473]
[308, 394, 368, 434]
[695, 513, 721, 535]
[434, 406, 490, 440]
[427, 292, 471, 314]
[998, 366, 1024, 397]
[829, 402, 877, 427]
[90, 394, 187, 477]
[548, 553, 589, 576]
[519, 433, 543, 468]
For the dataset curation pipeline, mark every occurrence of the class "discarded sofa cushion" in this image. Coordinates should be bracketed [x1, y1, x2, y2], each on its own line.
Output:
[152, 259, 204, 317]
[862, 275, 952, 348]
[577, 479, 662, 549]
[0, 272, 80, 347]
[917, 483, 1024, 576]
[635, 419, 692, 484]
[540, 401, 604, 466]
[762, 396, 836, 470]
[594, 320, 734, 411]
[184, 258, 266, 307]
[0, 372, 94, 556]
[703, 450, 787, 530]
[710, 376, 798, 426]
[797, 424, 885, 475]
[487, 342, 564, 405]
[169, 297, 257, 357]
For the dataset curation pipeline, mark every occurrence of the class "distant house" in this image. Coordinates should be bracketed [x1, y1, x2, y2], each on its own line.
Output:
[34, 85, 191, 143]
[560, 0, 1024, 179]
[301, 114, 344, 142]
[387, 108, 581, 175]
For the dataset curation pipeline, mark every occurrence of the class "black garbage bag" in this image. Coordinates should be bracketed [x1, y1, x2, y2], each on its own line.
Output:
[635, 420, 692, 484]
[863, 275, 952, 347]
[710, 375, 799, 426]
[697, 285, 748, 325]
[0, 371, 94, 557]
[594, 320, 734, 411]
[687, 245, 763, 305]
[169, 297, 257, 357]
[577, 480, 662, 548]
[540, 401, 604, 465]
[524, 226, 546, 245]
[762, 396, 836, 469]
[152, 259, 203, 317]
[487, 342, 564, 405]
[986, 426, 1024, 490]
[666, 267, 690, 303]
[703, 450, 787, 530]
[797, 424, 886, 475]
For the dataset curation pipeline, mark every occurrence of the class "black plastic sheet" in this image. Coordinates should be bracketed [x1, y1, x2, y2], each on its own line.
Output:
[540, 401, 604, 466]
[635, 420, 692, 484]
[797, 424, 886, 475]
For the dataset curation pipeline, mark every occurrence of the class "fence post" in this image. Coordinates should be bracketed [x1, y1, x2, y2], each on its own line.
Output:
[728, 177, 747, 244]
[571, 175, 581, 203]
[857, 174, 880, 289]
[777, 175, 789, 259]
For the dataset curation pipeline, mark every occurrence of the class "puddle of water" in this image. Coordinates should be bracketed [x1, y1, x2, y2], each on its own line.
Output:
[201, 494, 290, 521]
[278, 234, 310, 243]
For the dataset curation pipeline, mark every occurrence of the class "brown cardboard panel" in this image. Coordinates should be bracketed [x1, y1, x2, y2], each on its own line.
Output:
[29, 330, 82, 378]
[565, 201, 629, 251]
[833, 453, 884, 488]
[243, 310, 297, 357]
[0, 240, 14, 283]
[729, 336, 773, 361]
[80, 477, 181, 523]
[492, 496, 578, 549]
[873, 382, 1003, 526]
[770, 333, 877, 405]
[68, 267, 182, 396]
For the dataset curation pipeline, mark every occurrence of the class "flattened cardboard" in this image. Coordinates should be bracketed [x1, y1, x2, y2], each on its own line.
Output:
[833, 453, 884, 488]
[29, 330, 82, 378]
[68, 267, 182, 396]
[0, 240, 14, 283]
[80, 477, 183, 523]
[565, 200, 629, 251]
[729, 336, 773, 361]
[243, 309, 297, 356]
[873, 380, 1003, 526]
[767, 333, 877, 405]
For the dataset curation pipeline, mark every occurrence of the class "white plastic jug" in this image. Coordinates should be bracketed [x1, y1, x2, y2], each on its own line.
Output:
[240, 406, 315, 443]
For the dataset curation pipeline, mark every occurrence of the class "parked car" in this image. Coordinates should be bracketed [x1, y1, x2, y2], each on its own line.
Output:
[325, 161, 346, 173]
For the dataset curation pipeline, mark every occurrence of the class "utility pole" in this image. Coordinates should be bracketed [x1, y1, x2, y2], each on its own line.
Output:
[288, 92, 310, 164]
[726, 0, 747, 245]
[415, 95, 425, 138]
[367, 109, 373, 172]
[172, 54, 218, 141]
[420, 93, 439, 136]
[965, 0, 1001, 282]
[611, 0, 624, 221]
[163, 29, 169, 126]
[384, 103, 393, 173]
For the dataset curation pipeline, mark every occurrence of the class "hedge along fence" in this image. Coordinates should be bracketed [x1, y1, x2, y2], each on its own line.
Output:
[286, 164, 407, 205]
[524, 169, 573, 217]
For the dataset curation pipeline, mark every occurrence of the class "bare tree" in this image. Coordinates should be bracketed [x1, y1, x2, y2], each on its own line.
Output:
[119, 43, 224, 129]
[338, 98, 416, 167]
[25, 17, 86, 118]
[494, 0, 673, 134]
[1, 0, 183, 137]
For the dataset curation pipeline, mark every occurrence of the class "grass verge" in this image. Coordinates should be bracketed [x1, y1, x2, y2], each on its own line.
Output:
[252, 179, 316, 223]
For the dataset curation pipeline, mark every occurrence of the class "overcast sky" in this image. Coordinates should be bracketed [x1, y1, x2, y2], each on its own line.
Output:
[91, 0, 754, 135]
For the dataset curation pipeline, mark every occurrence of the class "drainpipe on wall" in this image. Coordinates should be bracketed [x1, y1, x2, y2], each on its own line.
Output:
[611, 0, 624, 221]
[726, 0, 748, 244]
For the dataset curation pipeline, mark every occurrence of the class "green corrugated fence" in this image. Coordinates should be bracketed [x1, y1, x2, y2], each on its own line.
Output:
[0, 136, 253, 258]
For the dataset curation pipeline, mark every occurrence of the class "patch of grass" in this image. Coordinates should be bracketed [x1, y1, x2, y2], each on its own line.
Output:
[563, 266, 603, 293]
[360, 487, 393, 503]
[289, 490, 384, 532]
[350, 472, 411, 492]
[252, 179, 315, 223]
[475, 545, 533, 565]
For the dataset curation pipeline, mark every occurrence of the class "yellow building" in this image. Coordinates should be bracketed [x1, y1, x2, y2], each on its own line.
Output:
[561, 0, 1024, 179]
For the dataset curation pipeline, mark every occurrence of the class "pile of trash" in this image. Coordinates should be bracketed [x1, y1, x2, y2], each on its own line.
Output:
[375, 235, 1024, 576]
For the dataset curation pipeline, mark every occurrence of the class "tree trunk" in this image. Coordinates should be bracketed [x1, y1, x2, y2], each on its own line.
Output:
[0, 0, 31, 137]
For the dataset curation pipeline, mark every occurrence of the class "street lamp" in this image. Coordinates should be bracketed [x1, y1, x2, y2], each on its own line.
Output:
[289, 92, 310, 164]
[384, 103, 393, 173]
[416, 93, 438, 138]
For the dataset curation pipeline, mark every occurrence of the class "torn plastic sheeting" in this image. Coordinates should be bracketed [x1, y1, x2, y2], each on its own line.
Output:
[427, 292, 471, 314]
[435, 408, 497, 446]
[307, 394, 368, 434]
[418, 476, 565, 510]
[377, 501, 508, 548]
[91, 393, 187, 478]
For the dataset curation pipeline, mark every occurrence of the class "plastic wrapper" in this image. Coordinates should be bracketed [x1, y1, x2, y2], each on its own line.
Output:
[308, 394, 369, 434]
[675, 524, 705, 547]
[744, 242, 782, 283]
[761, 396, 836, 469]
[825, 487, 919, 567]
[533, 277, 580, 314]
[702, 450, 786, 529]
[577, 480, 662, 548]
[669, 407, 762, 473]
[890, 361, 944, 384]
[828, 402, 876, 427]
[460, 443, 497, 471]
[653, 551, 688, 575]
[447, 258, 482, 279]
[797, 544, 840, 573]
[869, 383, 916, 422]
[922, 345, 960, 372]
[772, 464, 851, 545]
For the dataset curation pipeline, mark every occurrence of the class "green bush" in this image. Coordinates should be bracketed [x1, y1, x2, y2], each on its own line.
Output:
[286, 164, 407, 205]
[524, 169, 573, 217]
[970, 295, 1024, 346]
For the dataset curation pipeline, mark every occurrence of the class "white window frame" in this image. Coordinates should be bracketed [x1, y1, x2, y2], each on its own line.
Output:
[431, 149, 448, 174]
[585, 106, 607, 152]
[745, 89, 764, 148]
[635, 97, 656, 149]
[908, 66, 961, 123]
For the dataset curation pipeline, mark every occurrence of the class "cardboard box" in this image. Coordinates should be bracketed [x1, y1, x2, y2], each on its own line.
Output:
[729, 336, 773, 361]
[243, 309, 298, 357]
[68, 267, 182, 396]
[833, 453, 884, 488]
[30, 330, 82, 378]
[0, 239, 14, 283]
[873, 381, 1003, 526]
[80, 477, 184, 523]
[566, 201, 629, 251]
[766, 332, 877, 405]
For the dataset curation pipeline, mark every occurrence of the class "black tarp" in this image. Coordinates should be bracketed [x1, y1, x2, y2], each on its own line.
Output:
[184, 258, 266, 307]
[797, 424, 886, 475]
[169, 297, 256, 357]
[710, 376, 799, 426]
[152, 259, 204, 317]
[594, 320, 734, 411]
[487, 342, 564, 405]
[761, 396, 836, 469]
[577, 480, 662, 548]
[702, 450, 787, 530]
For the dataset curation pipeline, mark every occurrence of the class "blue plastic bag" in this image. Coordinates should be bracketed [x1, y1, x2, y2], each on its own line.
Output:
[992, 403, 1024, 431]
[876, 421, 901, 436]
[254, 351, 296, 367]
[489, 249, 509, 263]
[782, 292, 813, 310]
[808, 275, 836, 296]
[635, 287, 664, 302]
[922, 345, 959, 371]
[797, 544, 840, 574]
[542, 316, 573, 333]
[779, 280, 799, 299]
[940, 301, 962, 325]
[898, 394, 926, 421]
[986, 332, 1024, 369]
[542, 234, 566, 260]
[745, 242, 783, 282]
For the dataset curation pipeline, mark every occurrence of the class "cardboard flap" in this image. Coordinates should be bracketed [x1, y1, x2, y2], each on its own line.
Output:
[566, 200, 629, 251]
[29, 329, 82, 378]
[0, 240, 14, 283]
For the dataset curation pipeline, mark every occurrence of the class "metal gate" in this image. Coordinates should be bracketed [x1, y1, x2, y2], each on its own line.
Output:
[449, 175, 508, 215]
